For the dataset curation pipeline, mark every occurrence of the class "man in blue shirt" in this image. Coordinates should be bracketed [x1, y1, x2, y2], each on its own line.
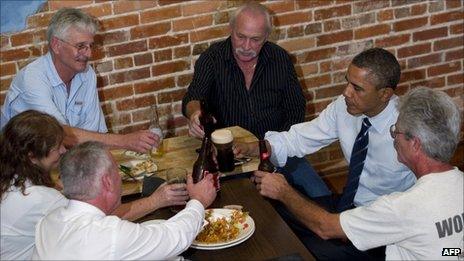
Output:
[1, 8, 157, 153]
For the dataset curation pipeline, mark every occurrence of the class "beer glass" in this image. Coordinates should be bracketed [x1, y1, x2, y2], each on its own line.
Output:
[166, 167, 188, 213]
[149, 104, 164, 157]
[211, 129, 235, 172]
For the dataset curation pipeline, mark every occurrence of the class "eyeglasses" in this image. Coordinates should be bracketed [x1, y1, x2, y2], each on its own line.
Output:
[56, 37, 94, 54]
[389, 124, 405, 139]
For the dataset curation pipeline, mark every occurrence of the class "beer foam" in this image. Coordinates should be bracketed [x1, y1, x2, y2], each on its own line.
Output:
[211, 129, 233, 144]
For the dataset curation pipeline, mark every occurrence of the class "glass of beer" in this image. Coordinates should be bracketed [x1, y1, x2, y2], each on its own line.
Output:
[166, 167, 188, 213]
[149, 104, 164, 157]
[211, 129, 235, 172]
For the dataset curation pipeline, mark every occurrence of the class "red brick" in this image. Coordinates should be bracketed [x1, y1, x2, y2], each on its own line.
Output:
[353, 0, 389, 13]
[324, 20, 341, 32]
[295, 63, 318, 78]
[446, 0, 462, 9]
[158, 89, 187, 104]
[101, 14, 139, 31]
[265, 1, 295, 14]
[297, 0, 334, 9]
[317, 30, 353, 46]
[355, 24, 390, 39]
[393, 17, 428, 32]
[397, 43, 431, 58]
[448, 73, 464, 85]
[107, 40, 147, 57]
[99, 84, 134, 100]
[429, 1, 445, 12]
[177, 74, 193, 87]
[109, 67, 151, 85]
[314, 5, 351, 20]
[305, 23, 323, 35]
[0, 62, 16, 76]
[375, 34, 410, 47]
[182, 1, 222, 16]
[96, 75, 108, 88]
[307, 99, 332, 115]
[48, 1, 92, 10]
[341, 13, 375, 29]
[27, 13, 53, 28]
[450, 23, 464, 34]
[152, 60, 190, 76]
[95, 31, 129, 46]
[158, 0, 184, 6]
[173, 15, 213, 32]
[280, 37, 316, 52]
[94, 60, 113, 73]
[287, 26, 305, 38]
[1, 35, 10, 49]
[298, 47, 336, 63]
[300, 74, 331, 89]
[134, 52, 153, 66]
[114, 57, 133, 70]
[140, 6, 181, 24]
[130, 22, 171, 39]
[411, 3, 427, 15]
[213, 11, 230, 25]
[431, 10, 464, 25]
[154, 49, 172, 62]
[400, 69, 426, 83]
[434, 36, 464, 51]
[427, 62, 461, 77]
[413, 27, 448, 41]
[315, 84, 345, 99]
[11, 32, 33, 47]
[134, 77, 175, 94]
[0, 77, 13, 92]
[445, 48, 464, 61]
[1, 48, 31, 62]
[274, 11, 311, 26]
[90, 46, 105, 61]
[81, 3, 112, 17]
[377, 9, 394, 22]
[410, 77, 446, 88]
[407, 53, 442, 68]
[113, 1, 157, 15]
[0, 93, 5, 105]
[148, 34, 188, 49]
[190, 26, 229, 43]
[174, 46, 191, 58]
[33, 29, 47, 43]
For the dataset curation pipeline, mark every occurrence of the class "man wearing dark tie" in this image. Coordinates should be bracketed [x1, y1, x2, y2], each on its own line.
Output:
[237, 48, 416, 259]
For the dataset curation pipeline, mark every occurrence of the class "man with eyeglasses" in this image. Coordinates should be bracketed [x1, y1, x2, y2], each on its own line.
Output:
[237, 48, 417, 259]
[254, 87, 463, 260]
[1, 8, 157, 153]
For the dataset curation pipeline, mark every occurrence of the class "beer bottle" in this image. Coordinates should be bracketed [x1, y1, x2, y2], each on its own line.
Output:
[192, 137, 220, 190]
[199, 99, 215, 138]
[258, 140, 276, 172]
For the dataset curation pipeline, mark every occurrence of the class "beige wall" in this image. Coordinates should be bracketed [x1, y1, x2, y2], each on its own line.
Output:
[1, 0, 463, 169]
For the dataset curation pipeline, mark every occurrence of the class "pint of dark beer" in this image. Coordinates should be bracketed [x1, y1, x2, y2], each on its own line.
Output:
[211, 129, 235, 172]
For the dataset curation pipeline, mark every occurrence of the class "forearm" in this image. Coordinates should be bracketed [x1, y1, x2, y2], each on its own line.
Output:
[280, 187, 346, 240]
[112, 197, 161, 221]
[63, 125, 125, 149]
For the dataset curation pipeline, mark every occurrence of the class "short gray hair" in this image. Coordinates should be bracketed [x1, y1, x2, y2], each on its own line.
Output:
[397, 87, 461, 163]
[60, 141, 113, 201]
[47, 8, 98, 43]
[230, 2, 272, 35]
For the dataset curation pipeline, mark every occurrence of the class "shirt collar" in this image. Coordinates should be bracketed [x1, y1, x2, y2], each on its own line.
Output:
[44, 52, 86, 88]
[364, 95, 399, 134]
[67, 199, 107, 217]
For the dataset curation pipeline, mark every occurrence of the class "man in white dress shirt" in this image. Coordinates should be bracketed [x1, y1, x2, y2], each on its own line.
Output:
[254, 87, 463, 260]
[237, 48, 417, 259]
[33, 141, 216, 260]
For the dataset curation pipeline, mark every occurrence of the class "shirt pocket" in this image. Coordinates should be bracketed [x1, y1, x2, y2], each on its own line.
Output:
[67, 103, 84, 126]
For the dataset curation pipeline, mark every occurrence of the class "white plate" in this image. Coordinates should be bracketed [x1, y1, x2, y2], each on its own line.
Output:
[120, 159, 158, 181]
[191, 209, 255, 250]
[123, 150, 150, 160]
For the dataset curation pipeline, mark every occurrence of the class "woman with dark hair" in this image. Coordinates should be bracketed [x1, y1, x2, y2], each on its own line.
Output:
[1, 110, 67, 260]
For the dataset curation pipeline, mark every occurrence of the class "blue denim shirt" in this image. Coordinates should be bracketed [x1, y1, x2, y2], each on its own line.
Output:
[1, 52, 107, 132]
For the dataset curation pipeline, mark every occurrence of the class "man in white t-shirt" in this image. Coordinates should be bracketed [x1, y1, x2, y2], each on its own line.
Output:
[253, 87, 463, 260]
[33, 141, 217, 260]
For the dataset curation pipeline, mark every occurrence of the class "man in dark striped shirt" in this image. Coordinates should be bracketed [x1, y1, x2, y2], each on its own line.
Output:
[182, 2, 331, 199]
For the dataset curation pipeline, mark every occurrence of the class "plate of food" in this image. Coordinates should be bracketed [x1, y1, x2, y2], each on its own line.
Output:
[123, 150, 151, 160]
[119, 159, 158, 181]
[191, 208, 255, 250]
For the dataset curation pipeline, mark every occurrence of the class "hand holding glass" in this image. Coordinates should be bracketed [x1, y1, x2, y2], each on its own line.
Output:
[166, 167, 188, 213]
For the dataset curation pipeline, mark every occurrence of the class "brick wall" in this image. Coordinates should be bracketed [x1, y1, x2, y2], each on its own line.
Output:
[1, 0, 463, 172]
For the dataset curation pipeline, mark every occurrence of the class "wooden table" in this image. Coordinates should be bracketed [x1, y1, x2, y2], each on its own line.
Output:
[136, 176, 315, 260]
[117, 126, 260, 196]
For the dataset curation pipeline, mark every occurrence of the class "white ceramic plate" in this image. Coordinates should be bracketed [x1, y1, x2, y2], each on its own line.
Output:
[120, 159, 158, 180]
[191, 209, 255, 250]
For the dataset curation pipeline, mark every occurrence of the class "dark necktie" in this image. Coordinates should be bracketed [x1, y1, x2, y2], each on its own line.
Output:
[337, 117, 372, 212]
